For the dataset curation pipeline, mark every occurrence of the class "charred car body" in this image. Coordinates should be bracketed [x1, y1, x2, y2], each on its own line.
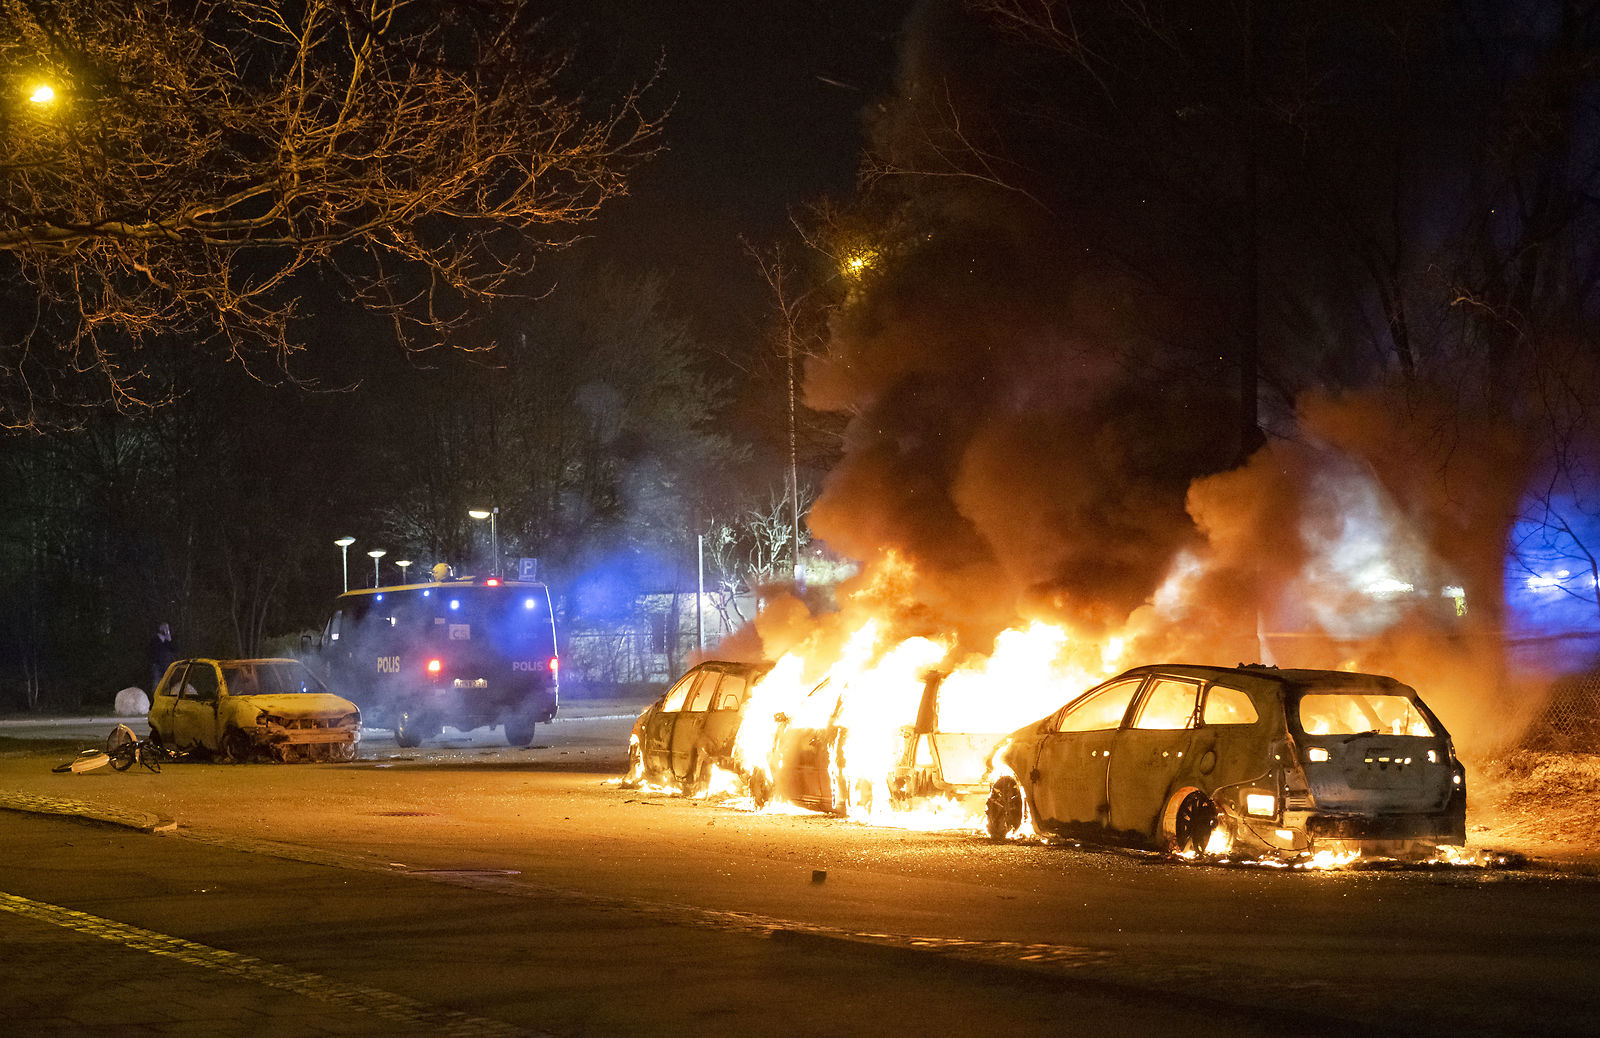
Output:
[315, 577, 559, 747]
[147, 657, 360, 763]
[753, 672, 1002, 815]
[627, 660, 770, 794]
[985, 664, 1467, 860]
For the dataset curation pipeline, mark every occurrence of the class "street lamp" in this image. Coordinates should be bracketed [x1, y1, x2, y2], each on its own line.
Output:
[467, 507, 499, 578]
[395, 559, 412, 584]
[367, 548, 387, 587]
[334, 537, 356, 592]
[29, 83, 55, 105]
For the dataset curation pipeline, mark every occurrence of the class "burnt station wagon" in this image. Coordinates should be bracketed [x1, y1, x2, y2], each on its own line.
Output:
[984, 663, 1467, 860]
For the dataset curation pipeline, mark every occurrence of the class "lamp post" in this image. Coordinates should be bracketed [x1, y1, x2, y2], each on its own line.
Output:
[396, 560, 412, 584]
[367, 548, 387, 587]
[467, 507, 499, 578]
[334, 537, 356, 592]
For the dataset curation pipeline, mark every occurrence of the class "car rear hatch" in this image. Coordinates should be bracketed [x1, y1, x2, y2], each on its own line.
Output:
[1291, 689, 1459, 814]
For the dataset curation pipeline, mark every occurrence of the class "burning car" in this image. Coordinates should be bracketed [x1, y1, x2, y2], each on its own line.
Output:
[983, 664, 1467, 861]
[753, 671, 1003, 816]
[626, 660, 771, 794]
[147, 657, 361, 763]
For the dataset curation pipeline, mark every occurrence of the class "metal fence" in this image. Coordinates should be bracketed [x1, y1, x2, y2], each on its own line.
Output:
[1521, 670, 1600, 754]
[561, 630, 682, 689]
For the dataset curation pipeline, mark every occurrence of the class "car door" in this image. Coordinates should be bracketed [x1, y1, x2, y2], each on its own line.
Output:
[169, 661, 223, 751]
[643, 669, 700, 778]
[1029, 677, 1145, 831]
[699, 667, 754, 760]
[1107, 675, 1204, 837]
[777, 681, 844, 810]
[148, 662, 183, 739]
[669, 669, 722, 780]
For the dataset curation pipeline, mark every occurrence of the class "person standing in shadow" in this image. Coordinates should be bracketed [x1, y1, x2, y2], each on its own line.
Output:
[148, 621, 178, 691]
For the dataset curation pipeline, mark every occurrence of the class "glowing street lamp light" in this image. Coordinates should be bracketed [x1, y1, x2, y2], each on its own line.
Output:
[395, 559, 412, 583]
[367, 548, 387, 587]
[334, 536, 356, 592]
[467, 507, 499, 578]
[28, 83, 55, 105]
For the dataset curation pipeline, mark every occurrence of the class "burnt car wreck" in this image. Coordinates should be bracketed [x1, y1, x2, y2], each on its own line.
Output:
[751, 670, 1001, 816]
[984, 664, 1467, 862]
[148, 657, 362, 763]
[626, 660, 771, 794]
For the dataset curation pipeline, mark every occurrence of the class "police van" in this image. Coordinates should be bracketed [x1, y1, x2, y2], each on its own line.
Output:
[315, 570, 559, 747]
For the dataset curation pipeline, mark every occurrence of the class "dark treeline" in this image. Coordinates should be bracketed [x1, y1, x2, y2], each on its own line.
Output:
[0, 263, 794, 709]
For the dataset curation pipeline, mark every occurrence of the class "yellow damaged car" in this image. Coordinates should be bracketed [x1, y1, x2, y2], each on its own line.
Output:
[148, 657, 361, 763]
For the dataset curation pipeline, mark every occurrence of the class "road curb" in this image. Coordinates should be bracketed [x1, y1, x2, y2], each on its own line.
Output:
[0, 791, 176, 833]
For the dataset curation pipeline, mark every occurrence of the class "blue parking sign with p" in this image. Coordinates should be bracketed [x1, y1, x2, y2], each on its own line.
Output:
[518, 557, 539, 581]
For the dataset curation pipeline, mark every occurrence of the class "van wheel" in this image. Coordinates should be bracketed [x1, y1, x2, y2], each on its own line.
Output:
[394, 708, 429, 748]
[503, 720, 537, 748]
[986, 776, 1025, 839]
[1163, 789, 1219, 856]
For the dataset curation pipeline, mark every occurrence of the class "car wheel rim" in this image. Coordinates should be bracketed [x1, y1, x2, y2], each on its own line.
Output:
[1172, 792, 1217, 854]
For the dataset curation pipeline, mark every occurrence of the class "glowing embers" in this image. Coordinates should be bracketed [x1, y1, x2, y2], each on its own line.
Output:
[1174, 825, 1237, 861]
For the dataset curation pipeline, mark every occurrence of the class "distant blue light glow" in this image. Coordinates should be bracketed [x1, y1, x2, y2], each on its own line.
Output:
[1505, 488, 1600, 674]
[376, 594, 384, 601]
[524, 598, 536, 610]
[450, 599, 460, 611]
[422, 589, 431, 598]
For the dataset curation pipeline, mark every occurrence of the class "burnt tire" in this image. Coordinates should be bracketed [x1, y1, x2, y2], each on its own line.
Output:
[221, 728, 254, 764]
[748, 769, 772, 809]
[1164, 789, 1219, 855]
[985, 775, 1025, 839]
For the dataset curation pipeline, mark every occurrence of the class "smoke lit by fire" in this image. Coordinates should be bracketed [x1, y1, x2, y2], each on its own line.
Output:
[699, 4, 1600, 866]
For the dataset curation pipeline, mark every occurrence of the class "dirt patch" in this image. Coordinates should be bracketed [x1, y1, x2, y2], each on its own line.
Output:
[1466, 750, 1600, 854]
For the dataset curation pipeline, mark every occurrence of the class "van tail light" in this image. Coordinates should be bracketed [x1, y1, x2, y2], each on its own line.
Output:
[426, 658, 442, 675]
[548, 657, 560, 676]
[486, 578, 500, 586]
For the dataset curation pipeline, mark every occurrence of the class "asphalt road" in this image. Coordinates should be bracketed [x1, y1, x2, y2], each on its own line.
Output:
[2, 706, 1598, 1036]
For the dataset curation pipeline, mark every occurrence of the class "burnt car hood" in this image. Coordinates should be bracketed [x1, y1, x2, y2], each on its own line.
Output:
[233, 693, 359, 718]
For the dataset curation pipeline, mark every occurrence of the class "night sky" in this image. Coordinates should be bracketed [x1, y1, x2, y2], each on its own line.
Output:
[550, 1, 914, 344]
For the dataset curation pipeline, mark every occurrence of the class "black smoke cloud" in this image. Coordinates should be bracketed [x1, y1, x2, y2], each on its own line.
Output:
[747, 1, 1599, 755]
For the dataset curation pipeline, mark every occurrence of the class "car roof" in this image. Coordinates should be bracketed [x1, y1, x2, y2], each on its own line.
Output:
[1115, 663, 1413, 696]
[174, 657, 305, 667]
[689, 659, 772, 674]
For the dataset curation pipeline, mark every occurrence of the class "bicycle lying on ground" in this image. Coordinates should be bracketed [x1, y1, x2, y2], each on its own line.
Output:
[52, 724, 173, 774]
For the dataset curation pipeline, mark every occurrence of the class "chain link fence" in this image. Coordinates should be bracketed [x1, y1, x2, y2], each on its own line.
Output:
[561, 630, 683, 690]
[1521, 670, 1600, 754]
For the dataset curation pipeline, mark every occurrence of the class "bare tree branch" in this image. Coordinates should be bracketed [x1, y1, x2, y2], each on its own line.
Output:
[0, 0, 661, 428]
